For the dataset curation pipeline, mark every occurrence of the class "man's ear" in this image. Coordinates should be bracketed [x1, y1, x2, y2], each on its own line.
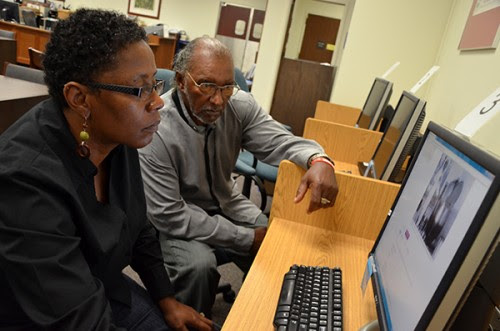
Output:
[175, 72, 185, 90]
[63, 82, 91, 118]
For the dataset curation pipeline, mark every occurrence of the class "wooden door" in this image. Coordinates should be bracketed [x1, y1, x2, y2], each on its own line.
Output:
[299, 14, 340, 63]
[270, 58, 335, 136]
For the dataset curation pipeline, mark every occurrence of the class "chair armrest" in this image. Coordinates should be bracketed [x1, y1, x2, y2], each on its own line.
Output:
[314, 100, 361, 126]
[303, 118, 383, 164]
[270, 161, 400, 240]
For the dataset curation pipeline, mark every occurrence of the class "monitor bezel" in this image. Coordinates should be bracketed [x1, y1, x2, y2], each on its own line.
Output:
[379, 92, 426, 182]
[0, 0, 20, 23]
[356, 77, 393, 131]
[369, 121, 500, 330]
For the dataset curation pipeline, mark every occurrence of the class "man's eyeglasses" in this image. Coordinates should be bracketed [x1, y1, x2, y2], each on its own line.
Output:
[88, 79, 165, 100]
[186, 72, 238, 98]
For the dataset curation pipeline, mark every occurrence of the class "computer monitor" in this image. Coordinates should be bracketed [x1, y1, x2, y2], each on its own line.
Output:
[355, 77, 393, 130]
[360, 91, 426, 182]
[21, 8, 37, 27]
[0, 0, 20, 23]
[368, 121, 500, 330]
[143, 24, 164, 37]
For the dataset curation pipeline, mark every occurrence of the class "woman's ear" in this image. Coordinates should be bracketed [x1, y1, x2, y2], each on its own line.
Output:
[63, 82, 91, 118]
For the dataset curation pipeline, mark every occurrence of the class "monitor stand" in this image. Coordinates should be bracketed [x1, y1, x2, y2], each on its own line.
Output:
[359, 320, 380, 331]
[363, 160, 377, 179]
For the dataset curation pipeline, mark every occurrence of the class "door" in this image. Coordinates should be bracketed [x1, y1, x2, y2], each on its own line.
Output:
[216, 3, 266, 73]
[299, 14, 340, 63]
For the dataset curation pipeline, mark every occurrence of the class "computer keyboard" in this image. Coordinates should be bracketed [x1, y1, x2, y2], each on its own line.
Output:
[273, 265, 343, 331]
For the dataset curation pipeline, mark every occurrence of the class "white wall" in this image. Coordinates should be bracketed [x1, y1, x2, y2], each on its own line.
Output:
[251, 0, 293, 111]
[424, 0, 500, 156]
[331, 0, 455, 109]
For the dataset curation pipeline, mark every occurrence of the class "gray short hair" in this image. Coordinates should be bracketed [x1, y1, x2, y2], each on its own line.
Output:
[172, 36, 233, 89]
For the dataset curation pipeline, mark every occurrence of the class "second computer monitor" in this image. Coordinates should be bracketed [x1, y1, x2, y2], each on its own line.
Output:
[0, 0, 20, 23]
[361, 91, 426, 182]
[355, 77, 393, 130]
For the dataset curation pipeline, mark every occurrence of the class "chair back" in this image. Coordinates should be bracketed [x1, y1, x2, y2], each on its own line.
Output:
[155, 68, 175, 94]
[0, 29, 15, 40]
[234, 67, 249, 92]
[22, 9, 38, 27]
[28, 47, 44, 70]
[4, 62, 45, 85]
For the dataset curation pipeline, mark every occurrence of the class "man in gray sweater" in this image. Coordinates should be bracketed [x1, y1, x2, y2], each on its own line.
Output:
[139, 36, 338, 317]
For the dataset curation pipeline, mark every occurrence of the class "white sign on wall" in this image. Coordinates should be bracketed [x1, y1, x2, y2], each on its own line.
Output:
[455, 87, 500, 137]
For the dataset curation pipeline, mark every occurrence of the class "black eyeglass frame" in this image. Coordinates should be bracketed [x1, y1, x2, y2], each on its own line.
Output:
[185, 72, 239, 97]
[87, 79, 165, 99]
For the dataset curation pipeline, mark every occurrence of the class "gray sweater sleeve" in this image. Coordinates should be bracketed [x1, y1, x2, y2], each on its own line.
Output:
[230, 93, 325, 168]
[139, 138, 255, 253]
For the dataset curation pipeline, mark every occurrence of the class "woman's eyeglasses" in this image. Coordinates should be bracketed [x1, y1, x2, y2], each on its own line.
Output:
[88, 80, 165, 100]
[186, 72, 238, 98]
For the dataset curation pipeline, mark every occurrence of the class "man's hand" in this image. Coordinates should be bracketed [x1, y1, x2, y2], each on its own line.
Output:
[158, 296, 213, 331]
[250, 227, 267, 255]
[294, 161, 338, 214]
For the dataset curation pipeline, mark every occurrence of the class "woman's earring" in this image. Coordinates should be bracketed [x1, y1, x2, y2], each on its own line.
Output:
[77, 114, 90, 158]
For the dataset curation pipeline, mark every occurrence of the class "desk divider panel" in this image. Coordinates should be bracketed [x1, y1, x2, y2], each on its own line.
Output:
[270, 161, 400, 240]
[314, 100, 361, 126]
[303, 118, 383, 164]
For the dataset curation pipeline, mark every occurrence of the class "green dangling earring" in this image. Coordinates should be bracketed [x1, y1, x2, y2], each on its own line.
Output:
[77, 114, 90, 158]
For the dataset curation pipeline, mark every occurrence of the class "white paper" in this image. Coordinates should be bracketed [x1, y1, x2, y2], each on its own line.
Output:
[381, 61, 400, 79]
[455, 87, 500, 137]
[409, 66, 440, 94]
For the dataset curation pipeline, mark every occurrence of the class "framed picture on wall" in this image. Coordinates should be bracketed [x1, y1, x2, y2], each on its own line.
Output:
[128, 0, 162, 19]
[458, 0, 500, 50]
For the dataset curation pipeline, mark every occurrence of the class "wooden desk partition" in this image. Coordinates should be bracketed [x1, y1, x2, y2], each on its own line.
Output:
[222, 161, 400, 330]
[315, 100, 361, 126]
[270, 161, 400, 240]
[303, 118, 382, 165]
[0, 21, 50, 65]
[147, 34, 177, 70]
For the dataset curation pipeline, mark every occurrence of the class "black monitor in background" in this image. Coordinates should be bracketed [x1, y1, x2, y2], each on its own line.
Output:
[360, 91, 426, 183]
[144, 24, 164, 37]
[0, 0, 19, 23]
[21, 8, 37, 27]
[368, 121, 499, 330]
[355, 77, 393, 131]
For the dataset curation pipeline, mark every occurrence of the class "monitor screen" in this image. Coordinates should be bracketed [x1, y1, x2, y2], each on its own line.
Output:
[356, 77, 393, 130]
[0, 0, 20, 23]
[368, 91, 426, 182]
[371, 122, 499, 330]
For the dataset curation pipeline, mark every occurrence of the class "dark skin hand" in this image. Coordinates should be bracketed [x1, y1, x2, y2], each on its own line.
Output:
[250, 227, 268, 255]
[294, 162, 339, 213]
[158, 296, 213, 331]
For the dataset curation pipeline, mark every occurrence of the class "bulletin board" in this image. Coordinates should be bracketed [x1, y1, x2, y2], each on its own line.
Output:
[458, 0, 500, 50]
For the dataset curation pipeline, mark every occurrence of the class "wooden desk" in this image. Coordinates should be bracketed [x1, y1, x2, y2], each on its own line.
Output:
[223, 218, 377, 330]
[147, 34, 177, 70]
[0, 75, 48, 134]
[0, 21, 50, 65]
[223, 161, 401, 330]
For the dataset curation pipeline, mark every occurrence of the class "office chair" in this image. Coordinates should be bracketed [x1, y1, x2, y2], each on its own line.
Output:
[3, 62, 45, 85]
[22, 9, 38, 28]
[28, 47, 44, 70]
[155, 68, 175, 94]
[0, 29, 16, 40]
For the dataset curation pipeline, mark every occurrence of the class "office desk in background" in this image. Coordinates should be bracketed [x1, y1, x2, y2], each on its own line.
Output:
[0, 20, 50, 65]
[0, 75, 48, 134]
[222, 161, 401, 330]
